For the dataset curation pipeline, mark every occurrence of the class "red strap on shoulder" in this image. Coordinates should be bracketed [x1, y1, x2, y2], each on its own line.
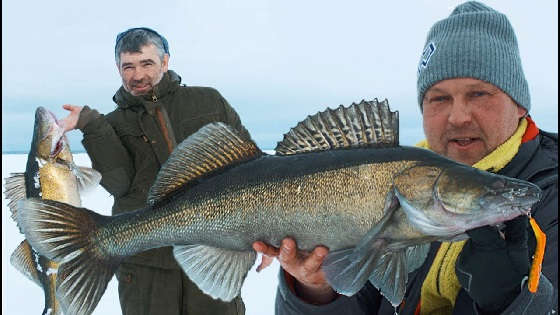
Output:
[522, 116, 540, 143]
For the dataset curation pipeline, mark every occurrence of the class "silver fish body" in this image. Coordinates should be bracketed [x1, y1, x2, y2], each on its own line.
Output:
[16, 100, 541, 314]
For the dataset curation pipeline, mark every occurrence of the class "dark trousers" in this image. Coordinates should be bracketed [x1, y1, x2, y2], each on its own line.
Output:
[116, 262, 246, 315]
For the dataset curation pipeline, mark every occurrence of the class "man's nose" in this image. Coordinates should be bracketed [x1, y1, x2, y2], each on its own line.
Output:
[132, 68, 146, 81]
[447, 99, 472, 126]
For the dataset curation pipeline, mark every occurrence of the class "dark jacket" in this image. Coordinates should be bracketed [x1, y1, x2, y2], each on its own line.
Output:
[79, 70, 250, 269]
[276, 131, 558, 315]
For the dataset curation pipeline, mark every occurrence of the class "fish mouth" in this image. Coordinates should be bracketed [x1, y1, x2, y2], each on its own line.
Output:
[35, 107, 66, 158]
[477, 180, 542, 215]
[50, 137, 65, 158]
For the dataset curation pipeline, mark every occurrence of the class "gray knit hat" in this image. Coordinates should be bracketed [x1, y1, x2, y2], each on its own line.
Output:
[417, 1, 530, 111]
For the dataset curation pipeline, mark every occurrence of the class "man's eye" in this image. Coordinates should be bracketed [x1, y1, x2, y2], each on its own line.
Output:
[429, 96, 449, 102]
[470, 91, 488, 97]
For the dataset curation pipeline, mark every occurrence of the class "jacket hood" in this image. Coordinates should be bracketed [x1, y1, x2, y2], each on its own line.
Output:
[112, 70, 182, 110]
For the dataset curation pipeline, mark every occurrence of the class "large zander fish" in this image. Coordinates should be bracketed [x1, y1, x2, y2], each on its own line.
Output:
[16, 100, 541, 315]
[5, 107, 101, 315]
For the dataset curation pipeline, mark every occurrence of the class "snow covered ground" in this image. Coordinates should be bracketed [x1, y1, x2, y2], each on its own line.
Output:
[2, 153, 280, 315]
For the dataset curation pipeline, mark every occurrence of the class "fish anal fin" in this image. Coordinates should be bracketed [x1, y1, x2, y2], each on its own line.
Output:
[148, 123, 262, 206]
[10, 240, 41, 286]
[173, 244, 256, 301]
[275, 99, 399, 155]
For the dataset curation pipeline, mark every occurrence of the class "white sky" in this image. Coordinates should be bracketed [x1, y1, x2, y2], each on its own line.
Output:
[2, 0, 558, 151]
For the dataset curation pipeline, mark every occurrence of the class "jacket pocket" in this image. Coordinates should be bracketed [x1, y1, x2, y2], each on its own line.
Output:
[113, 124, 152, 162]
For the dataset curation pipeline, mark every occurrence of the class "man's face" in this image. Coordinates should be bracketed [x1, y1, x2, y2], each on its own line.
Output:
[117, 44, 169, 96]
[422, 78, 527, 166]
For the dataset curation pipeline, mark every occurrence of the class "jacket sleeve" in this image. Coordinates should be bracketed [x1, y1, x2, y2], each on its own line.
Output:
[78, 107, 135, 199]
[275, 269, 382, 315]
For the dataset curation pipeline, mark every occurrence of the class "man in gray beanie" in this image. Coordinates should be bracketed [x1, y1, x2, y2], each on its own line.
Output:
[256, 1, 558, 314]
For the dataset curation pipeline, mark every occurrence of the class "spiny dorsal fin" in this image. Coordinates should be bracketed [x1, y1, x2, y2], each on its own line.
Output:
[148, 123, 262, 206]
[275, 99, 399, 155]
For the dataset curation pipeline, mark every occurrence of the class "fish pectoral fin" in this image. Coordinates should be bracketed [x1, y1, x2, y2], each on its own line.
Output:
[4, 172, 26, 227]
[368, 244, 430, 307]
[173, 244, 256, 302]
[322, 188, 410, 301]
[323, 240, 387, 297]
[10, 240, 41, 286]
[74, 165, 102, 193]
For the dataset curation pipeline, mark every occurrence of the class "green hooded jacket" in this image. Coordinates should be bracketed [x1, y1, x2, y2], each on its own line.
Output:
[78, 70, 251, 268]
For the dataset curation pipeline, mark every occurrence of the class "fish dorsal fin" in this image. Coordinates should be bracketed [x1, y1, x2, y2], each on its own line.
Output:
[148, 123, 262, 206]
[10, 240, 41, 286]
[275, 99, 399, 155]
[173, 244, 256, 301]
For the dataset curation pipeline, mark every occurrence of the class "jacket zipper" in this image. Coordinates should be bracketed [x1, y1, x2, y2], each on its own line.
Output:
[151, 88, 175, 154]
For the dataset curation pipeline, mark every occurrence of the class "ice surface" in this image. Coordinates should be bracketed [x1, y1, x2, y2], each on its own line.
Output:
[2, 153, 280, 315]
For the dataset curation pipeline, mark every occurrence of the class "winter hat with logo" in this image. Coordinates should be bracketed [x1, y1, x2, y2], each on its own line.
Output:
[416, 1, 530, 112]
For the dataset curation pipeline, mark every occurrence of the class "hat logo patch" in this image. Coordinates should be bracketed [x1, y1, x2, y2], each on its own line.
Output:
[418, 42, 436, 75]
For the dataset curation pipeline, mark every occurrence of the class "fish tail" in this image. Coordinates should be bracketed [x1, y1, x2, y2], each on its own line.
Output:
[16, 197, 117, 315]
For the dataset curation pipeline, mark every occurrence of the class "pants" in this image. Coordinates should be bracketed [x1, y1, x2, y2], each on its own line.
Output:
[116, 262, 246, 315]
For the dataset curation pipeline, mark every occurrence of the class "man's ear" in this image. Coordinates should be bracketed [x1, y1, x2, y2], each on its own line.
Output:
[162, 54, 169, 72]
[517, 105, 528, 119]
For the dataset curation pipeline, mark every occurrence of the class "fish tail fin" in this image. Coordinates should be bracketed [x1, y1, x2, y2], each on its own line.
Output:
[16, 197, 117, 315]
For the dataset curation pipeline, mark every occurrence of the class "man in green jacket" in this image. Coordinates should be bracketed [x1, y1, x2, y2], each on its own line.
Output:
[62, 27, 247, 315]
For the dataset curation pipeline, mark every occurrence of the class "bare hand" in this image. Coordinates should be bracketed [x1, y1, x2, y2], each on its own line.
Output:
[253, 238, 337, 303]
[60, 104, 84, 132]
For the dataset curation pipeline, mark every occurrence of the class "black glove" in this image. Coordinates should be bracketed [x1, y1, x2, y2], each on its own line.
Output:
[455, 215, 531, 314]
